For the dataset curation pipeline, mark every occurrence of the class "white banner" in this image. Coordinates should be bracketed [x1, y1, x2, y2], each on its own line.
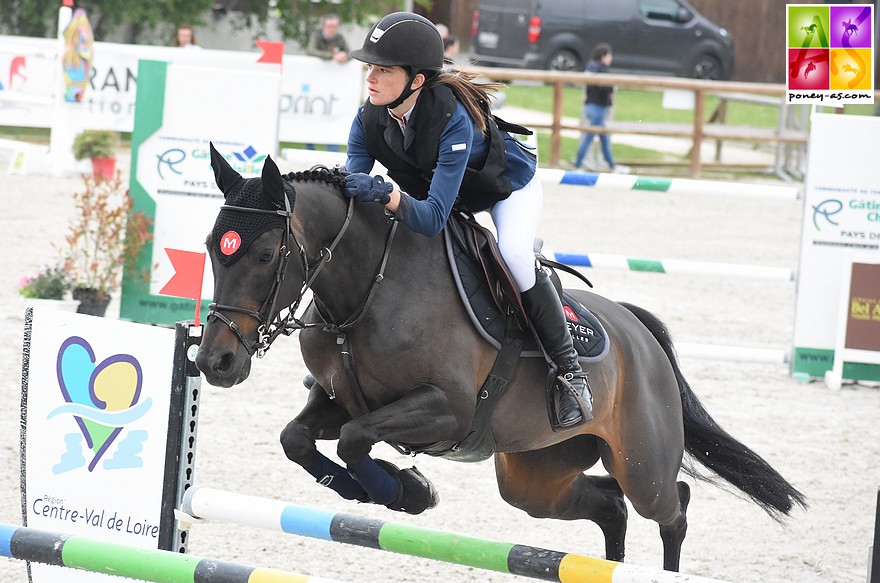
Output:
[120, 59, 281, 324]
[23, 308, 176, 582]
[0, 36, 363, 144]
[792, 111, 880, 378]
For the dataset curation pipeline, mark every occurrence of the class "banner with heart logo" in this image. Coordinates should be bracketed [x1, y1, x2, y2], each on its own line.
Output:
[22, 307, 179, 582]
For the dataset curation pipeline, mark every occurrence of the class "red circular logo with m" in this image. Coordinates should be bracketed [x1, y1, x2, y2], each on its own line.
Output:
[219, 231, 242, 256]
[563, 305, 579, 322]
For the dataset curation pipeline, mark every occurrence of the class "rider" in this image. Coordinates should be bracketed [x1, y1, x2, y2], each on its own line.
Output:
[343, 11, 591, 428]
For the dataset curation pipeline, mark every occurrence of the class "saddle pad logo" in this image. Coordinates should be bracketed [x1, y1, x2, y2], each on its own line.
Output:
[220, 230, 242, 256]
[50, 336, 152, 473]
[564, 305, 579, 322]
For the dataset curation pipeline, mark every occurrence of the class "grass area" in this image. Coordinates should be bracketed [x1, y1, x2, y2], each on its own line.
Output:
[534, 132, 666, 168]
[501, 84, 782, 127]
[0, 126, 50, 142]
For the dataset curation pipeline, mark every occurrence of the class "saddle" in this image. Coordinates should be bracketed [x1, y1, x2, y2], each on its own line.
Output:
[393, 211, 608, 461]
[444, 209, 608, 360]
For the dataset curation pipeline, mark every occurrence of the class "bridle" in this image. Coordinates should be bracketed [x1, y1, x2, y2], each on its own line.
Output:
[207, 184, 398, 358]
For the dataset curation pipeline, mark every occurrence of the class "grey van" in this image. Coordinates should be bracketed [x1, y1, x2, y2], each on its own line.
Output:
[470, 0, 734, 79]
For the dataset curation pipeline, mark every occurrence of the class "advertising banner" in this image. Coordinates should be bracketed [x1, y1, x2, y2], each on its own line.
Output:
[792, 112, 880, 380]
[0, 36, 362, 144]
[120, 59, 281, 325]
[22, 308, 176, 582]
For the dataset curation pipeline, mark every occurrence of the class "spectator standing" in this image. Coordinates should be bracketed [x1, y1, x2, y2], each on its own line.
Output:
[573, 43, 621, 172]
[443, 35, 460, 62]
[174, 24, 201, 49]
[307, 14, 349, 64]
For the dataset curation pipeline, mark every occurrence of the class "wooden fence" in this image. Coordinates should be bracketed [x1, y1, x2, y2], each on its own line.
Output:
[463, 66, 812, 178]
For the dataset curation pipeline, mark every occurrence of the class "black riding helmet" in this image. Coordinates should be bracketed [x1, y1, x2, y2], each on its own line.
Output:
[350, 12, 444, 108]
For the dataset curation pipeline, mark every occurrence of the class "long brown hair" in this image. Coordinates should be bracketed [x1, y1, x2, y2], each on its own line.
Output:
[428, 70, 505, 134]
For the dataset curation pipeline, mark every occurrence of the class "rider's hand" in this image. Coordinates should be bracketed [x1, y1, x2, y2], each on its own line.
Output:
[344, 173, 393, 204]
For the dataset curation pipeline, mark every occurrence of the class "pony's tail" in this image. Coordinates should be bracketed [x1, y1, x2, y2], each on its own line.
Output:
[620, 302, 808, 521]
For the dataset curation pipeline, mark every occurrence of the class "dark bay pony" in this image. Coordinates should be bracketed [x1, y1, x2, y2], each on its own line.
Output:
[196, 147, 806, 572]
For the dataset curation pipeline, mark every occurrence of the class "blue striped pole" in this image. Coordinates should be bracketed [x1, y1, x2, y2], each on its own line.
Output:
[0, 523, 344, 583]
[180, 486, 730, 583]
[536, 168, 801, 201]
[546, 250, 795, 283]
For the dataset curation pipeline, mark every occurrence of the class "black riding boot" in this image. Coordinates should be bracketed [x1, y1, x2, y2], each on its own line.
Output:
[521, 270, 593, 428]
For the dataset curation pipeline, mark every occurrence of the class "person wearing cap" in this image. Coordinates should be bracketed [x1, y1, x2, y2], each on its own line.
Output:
[343, 12, 592, 430]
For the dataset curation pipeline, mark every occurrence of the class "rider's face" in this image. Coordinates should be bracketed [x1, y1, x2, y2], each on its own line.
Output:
[364, 65, 409, 107]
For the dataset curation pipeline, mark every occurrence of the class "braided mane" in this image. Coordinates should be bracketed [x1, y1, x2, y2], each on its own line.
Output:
[283, 165, 347, 188]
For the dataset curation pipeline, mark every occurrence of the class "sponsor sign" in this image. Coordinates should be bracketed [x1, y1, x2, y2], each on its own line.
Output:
[792, 112, 880, 380]
[22, 308, 176, 582]
[119, 59, 280, 324]
[0, 37, 362, 144]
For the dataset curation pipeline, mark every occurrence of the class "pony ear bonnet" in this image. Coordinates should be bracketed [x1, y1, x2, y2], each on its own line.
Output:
[210, 142, 243, 196]
[261, 155, 285, 209]
[211, 154, 289, 267]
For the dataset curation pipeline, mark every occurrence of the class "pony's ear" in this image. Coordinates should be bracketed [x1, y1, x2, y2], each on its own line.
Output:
[261, 155, 285, 209]
[210, 142, 242, 196]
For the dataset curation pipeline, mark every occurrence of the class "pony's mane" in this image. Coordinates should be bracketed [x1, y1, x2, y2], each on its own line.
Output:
[283, 165, 347, 189]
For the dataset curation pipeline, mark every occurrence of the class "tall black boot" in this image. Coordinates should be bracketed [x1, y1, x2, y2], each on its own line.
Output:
[521, 270, 593, 428]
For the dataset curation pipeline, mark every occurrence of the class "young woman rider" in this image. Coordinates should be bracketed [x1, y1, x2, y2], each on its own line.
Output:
[342, 12, 591, 429]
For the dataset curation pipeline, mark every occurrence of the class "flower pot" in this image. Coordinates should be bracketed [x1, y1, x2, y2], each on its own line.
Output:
[72, 287, 111, 317]
[23, 297, 81, 312]
[91, 156, 116, 181]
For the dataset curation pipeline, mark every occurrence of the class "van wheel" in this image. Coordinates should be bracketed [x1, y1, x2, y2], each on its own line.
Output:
[546, 49, 582, 72]
[691, 54, 722, 79]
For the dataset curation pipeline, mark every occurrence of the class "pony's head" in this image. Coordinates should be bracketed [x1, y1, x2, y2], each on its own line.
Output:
[196, 143, 299, 387]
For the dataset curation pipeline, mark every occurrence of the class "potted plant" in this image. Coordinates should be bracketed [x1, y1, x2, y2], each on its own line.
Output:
[18, 264, 80, 312]
[71, 129, 118, 181]
[62, 173, 153, 317]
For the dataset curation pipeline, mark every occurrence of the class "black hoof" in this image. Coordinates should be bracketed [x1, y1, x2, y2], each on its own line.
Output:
[373, 459, 439, 515]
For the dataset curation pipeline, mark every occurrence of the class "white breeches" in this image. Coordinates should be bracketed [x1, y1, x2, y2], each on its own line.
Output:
[490, 175, 543, 292]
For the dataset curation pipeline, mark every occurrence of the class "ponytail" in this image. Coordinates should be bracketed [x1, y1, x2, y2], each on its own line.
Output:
[427, 70, 505, 134]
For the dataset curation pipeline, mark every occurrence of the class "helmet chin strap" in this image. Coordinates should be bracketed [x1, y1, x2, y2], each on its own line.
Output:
[387, 69, 419, 110]
[387, 69, 439, 111]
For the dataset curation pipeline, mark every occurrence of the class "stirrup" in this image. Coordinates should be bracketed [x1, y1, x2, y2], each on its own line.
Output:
[553, 371, 593, 430]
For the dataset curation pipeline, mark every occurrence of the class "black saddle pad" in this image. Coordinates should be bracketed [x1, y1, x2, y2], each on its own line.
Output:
[444, 228, 608, 361]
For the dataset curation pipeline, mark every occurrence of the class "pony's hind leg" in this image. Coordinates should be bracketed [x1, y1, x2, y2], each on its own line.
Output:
[495, 436, 628, 562]
[658, 481, 690, 572]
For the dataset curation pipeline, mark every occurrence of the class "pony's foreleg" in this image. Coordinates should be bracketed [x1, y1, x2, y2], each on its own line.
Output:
[279, 383, 367, 501]
[338, 384, 465, 514]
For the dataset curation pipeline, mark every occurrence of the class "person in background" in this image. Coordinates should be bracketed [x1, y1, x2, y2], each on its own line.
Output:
[174, 24, 201, 49]
[443, 35, 460, 62]
[573, 43, 624, 173]
[306, 13, 349, 64]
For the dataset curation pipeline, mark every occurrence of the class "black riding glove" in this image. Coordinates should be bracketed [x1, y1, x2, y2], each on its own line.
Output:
[344, 173, 393, 204]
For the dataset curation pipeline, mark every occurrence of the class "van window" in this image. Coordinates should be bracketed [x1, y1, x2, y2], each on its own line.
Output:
[638, 0, 692, 23]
